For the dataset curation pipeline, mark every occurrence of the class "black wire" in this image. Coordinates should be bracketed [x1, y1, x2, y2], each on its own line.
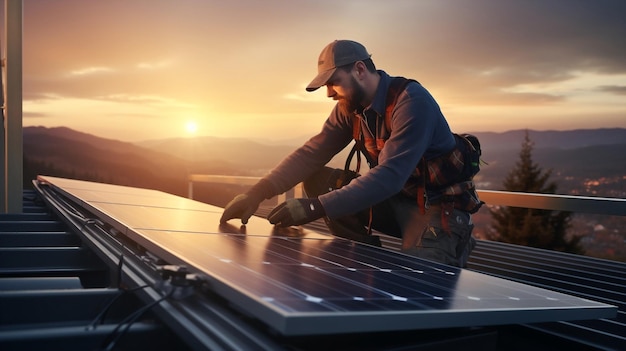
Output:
[85, 284, 150, 331]
[100, 290, 173, 351]
[86, 251, 146, 331]
[115, 253, 124, 288]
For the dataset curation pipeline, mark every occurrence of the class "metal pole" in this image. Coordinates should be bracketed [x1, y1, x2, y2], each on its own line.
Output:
[0, 21, 5, 212]
[5, 0, 23, 213]
[188, 178, 193, 199]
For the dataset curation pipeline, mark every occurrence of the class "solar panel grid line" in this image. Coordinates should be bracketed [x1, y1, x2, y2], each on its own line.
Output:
[468, 248, 626, 291]
[475, 240, 626, 272]
[475, 240, 626, 275]
[35, 176, 618, 336]
[244, 242, 410, 306]
[183, 245, 456, 333]
[317, 248, 554, 306]
[565, 317, 626, 339]
[141, 233, 352, 308]
[253, 237, 481, 304]
[128, 230, 616, 326]
[467, 255, 626, 308]
[152, 232, 430, 309]
[212, 236, 382, 306]
[277, 243, 465, 303]
[260, 239, 446, 301]
[473, 240, 626, 280]
[525, 320, 626, 351]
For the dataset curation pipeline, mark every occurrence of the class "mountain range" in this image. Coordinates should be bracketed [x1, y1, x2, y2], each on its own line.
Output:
[22, 126, 626, 201]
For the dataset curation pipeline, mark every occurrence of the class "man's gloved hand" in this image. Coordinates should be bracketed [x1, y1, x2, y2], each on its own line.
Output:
[268, 198, 325, 227]
[220, 179, 274, 225]
[219, 193, 263, 225]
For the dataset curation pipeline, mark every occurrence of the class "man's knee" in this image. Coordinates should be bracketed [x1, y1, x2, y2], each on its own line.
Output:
[401, 211, 475, 267]
[402, 226, 458, 266]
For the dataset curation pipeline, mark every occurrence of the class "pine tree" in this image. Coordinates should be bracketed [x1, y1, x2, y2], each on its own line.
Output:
[488, 130, 584, 254]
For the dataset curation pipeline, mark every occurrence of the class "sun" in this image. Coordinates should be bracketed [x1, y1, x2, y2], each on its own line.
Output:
[185, 121, 198, 135]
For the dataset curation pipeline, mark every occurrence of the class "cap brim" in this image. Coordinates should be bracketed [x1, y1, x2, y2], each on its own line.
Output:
[306, 68, 336, 92]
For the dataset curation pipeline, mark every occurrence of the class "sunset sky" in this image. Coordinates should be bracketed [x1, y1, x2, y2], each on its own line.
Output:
[3, 0, 626, 142]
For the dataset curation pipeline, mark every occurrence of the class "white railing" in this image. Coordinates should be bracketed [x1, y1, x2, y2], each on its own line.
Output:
[188, 174, 626, 216]
[476, 190, 626, 216]
[188, 174, 303, 205]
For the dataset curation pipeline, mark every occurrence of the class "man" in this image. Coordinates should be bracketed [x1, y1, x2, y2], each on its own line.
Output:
[220, 40, 479, 267]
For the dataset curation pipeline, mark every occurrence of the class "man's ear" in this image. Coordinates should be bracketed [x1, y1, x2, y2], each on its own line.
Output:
[353, 61, 366, 78]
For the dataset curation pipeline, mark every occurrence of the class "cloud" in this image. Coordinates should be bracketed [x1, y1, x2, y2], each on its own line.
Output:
[400, 1, 626, 106]
[137, 60, 173, 70]
[23, 111, 49, 119]
[597, 86, 626, 95]
[94, 93, 196, 108]
[69, 66, 115, 76]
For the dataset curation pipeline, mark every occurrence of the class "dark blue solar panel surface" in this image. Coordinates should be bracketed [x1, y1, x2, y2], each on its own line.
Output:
[38, 175, 617, 336]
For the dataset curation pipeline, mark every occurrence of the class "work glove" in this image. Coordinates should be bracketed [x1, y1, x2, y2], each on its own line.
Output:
[220, 179, 274, 225]
[268, 198, 325, 227]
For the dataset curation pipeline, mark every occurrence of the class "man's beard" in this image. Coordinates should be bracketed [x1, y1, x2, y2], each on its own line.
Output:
[338, 76, 365, 116]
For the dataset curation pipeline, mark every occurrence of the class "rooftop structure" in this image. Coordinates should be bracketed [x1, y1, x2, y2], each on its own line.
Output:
[1, 176, 623, 350]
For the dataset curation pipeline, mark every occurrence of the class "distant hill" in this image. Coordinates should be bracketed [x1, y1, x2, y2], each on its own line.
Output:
[23, 126, 241, 197]
[137, 136, 297, 176]
[23, 126, 626, 199]
[470, 128, 626, 151]
[467, 129, 626, 194]
[138, 128, 626, 195]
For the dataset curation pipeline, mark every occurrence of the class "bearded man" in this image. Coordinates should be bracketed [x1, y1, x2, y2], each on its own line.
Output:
[220, 40, 478, 268]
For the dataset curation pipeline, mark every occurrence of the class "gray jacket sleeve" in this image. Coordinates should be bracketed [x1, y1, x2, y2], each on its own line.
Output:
[261, 105, 354, 196]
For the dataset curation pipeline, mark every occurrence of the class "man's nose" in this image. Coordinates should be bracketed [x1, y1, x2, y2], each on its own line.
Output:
[326, 85, 336, 98]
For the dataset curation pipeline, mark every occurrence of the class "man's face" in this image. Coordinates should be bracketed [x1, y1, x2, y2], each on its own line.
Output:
[326, 67, 365, 116]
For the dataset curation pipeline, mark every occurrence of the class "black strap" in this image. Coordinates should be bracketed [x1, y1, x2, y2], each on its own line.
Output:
[347, 137, 377, 170]
[344, 143, 361, 173]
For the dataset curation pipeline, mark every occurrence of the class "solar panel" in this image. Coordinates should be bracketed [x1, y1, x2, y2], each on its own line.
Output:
[37, 175, 617, 336]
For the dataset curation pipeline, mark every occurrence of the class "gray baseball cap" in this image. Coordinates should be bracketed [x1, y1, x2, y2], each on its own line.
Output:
[306, 40, 371, 92]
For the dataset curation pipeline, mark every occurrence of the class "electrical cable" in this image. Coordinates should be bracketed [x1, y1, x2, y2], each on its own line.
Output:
[99, 289, 174, 351]
[86, 252, 148, 331]
[85, 284, 151, 332]
[115, 253, 124, 288]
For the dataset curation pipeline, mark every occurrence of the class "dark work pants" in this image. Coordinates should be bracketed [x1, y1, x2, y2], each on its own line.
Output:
[303, 167, 476, 268]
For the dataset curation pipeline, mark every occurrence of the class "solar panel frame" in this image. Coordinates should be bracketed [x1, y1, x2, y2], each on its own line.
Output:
[36, 175, 617, 336]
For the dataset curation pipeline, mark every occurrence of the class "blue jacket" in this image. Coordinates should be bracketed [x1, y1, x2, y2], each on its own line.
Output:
[263, 70, 455, 218]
